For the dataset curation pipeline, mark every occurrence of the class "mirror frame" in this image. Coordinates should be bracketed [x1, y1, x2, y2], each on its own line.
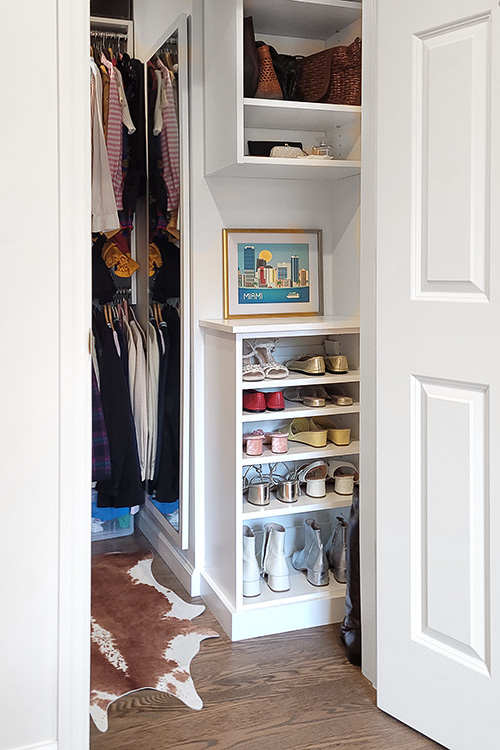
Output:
[143, 13, 191, 550]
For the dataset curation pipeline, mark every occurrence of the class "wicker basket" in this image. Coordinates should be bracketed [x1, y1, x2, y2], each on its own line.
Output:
[255, 44, 283, 100]
[294, 38, 361, 106]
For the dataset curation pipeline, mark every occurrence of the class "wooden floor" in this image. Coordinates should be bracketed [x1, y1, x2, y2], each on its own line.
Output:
[91, 530, 443, 750]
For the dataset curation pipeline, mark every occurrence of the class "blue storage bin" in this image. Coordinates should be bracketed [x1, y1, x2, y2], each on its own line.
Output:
[91, 495, 134, 541]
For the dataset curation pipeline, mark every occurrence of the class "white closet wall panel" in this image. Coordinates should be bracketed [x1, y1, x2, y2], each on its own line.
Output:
[0, 2, 59, 749]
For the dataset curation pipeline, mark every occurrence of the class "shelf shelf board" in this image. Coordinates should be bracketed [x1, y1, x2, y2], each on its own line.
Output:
[242, 400, 360, 422]
[241, 369, 360, 391]
[242, 488, 352, 520]
[246, 0, 362, 40]
[244, 98, 361, 131]
[241, 439, 360, 466]
[241, 562, 346, 609]
[200, 315, 360, 336]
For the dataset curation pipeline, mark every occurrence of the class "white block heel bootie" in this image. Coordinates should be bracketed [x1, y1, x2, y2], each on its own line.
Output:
[243, 525, 261, 598]
[261, 522, 290, 592]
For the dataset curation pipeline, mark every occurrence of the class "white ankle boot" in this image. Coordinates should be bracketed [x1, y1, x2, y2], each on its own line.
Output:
[261, 522, 290, 592]
[243, 526, 261, 597]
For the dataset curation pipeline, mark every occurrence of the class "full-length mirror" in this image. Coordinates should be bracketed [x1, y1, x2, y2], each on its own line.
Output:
[145, 15, 190, 547]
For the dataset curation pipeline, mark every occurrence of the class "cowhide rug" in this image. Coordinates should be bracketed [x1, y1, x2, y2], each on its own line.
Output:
[90, 550, 218, 732]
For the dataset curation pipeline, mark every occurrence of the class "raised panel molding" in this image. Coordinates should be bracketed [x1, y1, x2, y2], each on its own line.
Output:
[411, 375, 490, 674]
[412, 13, 491, 302]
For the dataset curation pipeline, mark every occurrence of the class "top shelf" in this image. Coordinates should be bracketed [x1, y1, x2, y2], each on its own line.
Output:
[200, 315, 360, 336]
[245, 0, 362, 40]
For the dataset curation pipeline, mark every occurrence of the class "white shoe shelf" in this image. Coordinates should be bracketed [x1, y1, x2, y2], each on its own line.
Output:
[204, 0, 362, 180]
[200, 316, 359, 640]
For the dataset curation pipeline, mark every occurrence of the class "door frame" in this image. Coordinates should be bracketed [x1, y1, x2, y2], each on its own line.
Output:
[359, 0, 379, 688]
[57, 0, 92, 747]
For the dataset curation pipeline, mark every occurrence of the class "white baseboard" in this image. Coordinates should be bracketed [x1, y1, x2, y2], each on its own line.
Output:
[137, 507, 201, 596]
[13, 742, 57, 750]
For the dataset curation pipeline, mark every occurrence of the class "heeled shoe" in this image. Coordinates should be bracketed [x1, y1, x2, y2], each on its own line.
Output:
[243, 429, 265, 456]
[254, 340, 289, 379]
[327, 460, 359, 495]
[261, 523, 290, 592]
[269, 462, 300, 503]
[243, 465, 271, 506]
[292, 518, 329, 587]
[297, 460, 329, 498]
[278, 418, 327, 447]
[310, 417, 351, 446]
[263, 431, 289, 454]
[324, 517, 348, 584]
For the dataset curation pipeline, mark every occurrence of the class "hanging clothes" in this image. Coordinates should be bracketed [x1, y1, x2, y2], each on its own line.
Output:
[157, 58, 180, 213]
[93, 307, 143, 508]
[90, 60, 119, 233]
[92, 365, 112, 482]
[101, 53, 124, 211]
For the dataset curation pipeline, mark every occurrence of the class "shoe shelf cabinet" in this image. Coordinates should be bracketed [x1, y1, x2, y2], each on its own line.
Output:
[204, 0, 362, 180]
[200, 316, 359, 640]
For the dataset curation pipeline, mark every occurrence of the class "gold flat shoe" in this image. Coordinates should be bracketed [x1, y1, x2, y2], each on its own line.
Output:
[286, 355, 325, 376]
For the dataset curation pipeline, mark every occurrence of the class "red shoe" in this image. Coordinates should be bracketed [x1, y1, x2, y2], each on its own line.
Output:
[265, 391, 285, 411]
[243, 390, 266, 413]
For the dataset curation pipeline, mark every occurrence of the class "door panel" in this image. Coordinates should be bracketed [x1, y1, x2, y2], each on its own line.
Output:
[376, 1, 499, 747]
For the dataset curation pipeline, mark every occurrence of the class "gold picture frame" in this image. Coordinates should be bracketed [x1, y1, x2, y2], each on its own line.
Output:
[223, 228, 323, 319]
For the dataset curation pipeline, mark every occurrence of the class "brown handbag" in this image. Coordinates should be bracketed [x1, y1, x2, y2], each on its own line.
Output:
[293, 38, 361, 106]
[254, 44, 283, 100]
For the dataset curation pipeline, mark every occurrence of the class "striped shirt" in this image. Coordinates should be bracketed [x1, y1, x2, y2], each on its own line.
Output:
[101, 54, 124, 211]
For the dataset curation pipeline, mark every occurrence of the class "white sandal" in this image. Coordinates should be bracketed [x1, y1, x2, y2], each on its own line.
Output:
[242, 341, 266, 381]
[254, 340, 289, 379]
[327, 460, 359, 495]
[297, 460, 329, 498]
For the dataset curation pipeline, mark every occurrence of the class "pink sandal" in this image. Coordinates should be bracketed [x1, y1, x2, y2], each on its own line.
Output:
[263, 431, 289, 454]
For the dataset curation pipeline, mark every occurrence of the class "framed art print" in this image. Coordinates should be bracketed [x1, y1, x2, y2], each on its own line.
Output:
[223, 229, 323, 319]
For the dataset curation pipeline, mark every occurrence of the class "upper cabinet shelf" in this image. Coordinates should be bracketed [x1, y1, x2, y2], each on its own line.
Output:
[246, 0, 362, 40]
[244, 99, 361, 131]
[204, 0, 362, 180]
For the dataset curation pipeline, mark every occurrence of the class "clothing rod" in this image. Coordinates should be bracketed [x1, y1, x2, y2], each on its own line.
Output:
[91, 30, 128, 40]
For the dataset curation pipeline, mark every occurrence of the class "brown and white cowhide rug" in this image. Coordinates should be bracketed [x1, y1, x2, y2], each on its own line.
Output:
[90, 550, 218, 732]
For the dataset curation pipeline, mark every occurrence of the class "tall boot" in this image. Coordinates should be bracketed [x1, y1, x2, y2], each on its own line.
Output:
[292, 518, 329, 587]
[261, 522, 290, 592]
[243, 525, 261, 598]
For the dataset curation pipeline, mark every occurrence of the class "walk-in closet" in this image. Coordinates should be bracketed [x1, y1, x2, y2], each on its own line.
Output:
[3, 0, 500, 749]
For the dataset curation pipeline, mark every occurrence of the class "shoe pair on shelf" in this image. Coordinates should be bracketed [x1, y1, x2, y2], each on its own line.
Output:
[282, 417, 351, 447]
[242, 340, 289, 381]
[298, 459, 359, 498]
[243, 389, 284, 413]
[284, 384, 353, 408]
[293, 517, 349, 587]
[286, 354, 349, 376]
[243, 429, 289, 456]
[243, 463, 299, 506]
[243, 522, 289, 596]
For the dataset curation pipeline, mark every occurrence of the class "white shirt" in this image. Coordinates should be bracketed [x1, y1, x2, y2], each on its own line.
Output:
[90, 60, 119, 233]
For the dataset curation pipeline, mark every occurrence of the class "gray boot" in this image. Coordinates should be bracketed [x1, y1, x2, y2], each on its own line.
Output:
[292, 518, 329, 587]
[325, 517, 348, 583]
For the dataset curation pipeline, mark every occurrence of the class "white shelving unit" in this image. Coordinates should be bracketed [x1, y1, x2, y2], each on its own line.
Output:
[200, 318, 359, 640]
[204, 0, 362, 179]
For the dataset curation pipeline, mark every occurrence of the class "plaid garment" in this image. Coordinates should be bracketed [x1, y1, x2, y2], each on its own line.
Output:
[92, 366, 112, 482]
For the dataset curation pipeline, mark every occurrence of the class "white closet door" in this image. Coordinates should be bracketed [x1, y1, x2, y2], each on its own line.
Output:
[376, 1, 500, 748]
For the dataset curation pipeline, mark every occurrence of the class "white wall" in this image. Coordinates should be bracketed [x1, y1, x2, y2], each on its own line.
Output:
[0, 0, 91, 748]
[0, 2, 59, 747]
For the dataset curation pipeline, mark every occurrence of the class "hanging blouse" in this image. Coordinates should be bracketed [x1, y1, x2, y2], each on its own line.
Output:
[101, 54, 124, 211]
[157, 58, 180, 212]
[90, 60, 119, 233]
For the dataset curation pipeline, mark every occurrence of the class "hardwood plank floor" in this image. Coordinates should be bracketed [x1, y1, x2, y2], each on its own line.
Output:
[91, 529, 443, 750]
